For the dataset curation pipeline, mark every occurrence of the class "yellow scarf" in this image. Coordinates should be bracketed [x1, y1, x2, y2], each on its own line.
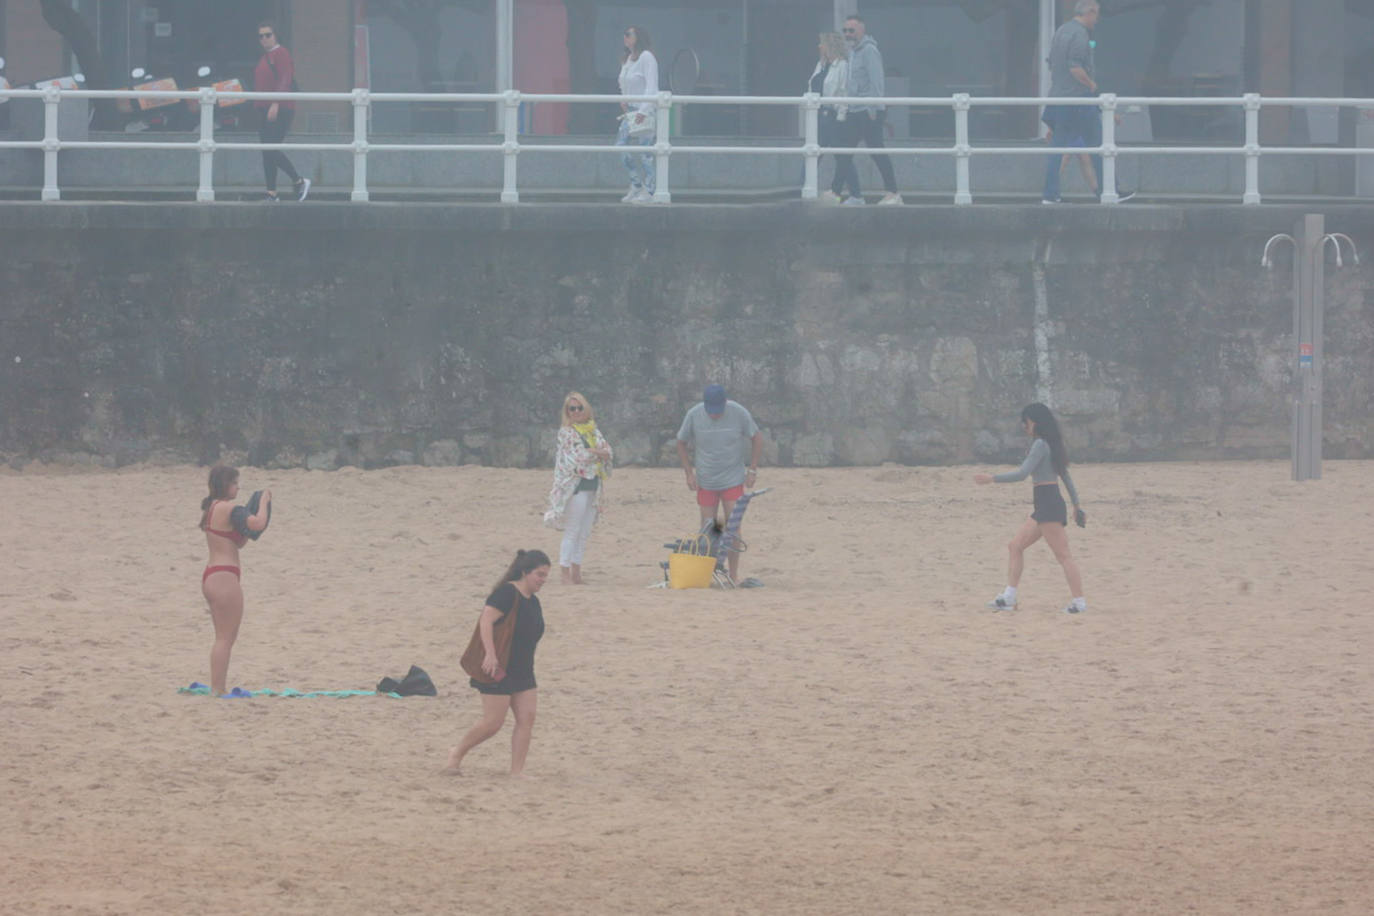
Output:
[573, 421, 607, 479]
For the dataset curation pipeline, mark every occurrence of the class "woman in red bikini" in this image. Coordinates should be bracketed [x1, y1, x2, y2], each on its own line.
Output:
[200, 465, 271, 696]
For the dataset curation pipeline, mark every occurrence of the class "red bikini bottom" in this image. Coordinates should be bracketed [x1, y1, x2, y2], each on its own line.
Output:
[203, 565, 242, 584]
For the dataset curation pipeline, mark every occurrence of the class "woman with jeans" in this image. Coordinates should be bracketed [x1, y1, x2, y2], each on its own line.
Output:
[616, 25, 658, 204]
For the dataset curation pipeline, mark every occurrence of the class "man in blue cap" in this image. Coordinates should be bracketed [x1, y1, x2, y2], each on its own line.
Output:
[675, 384, 763, 581]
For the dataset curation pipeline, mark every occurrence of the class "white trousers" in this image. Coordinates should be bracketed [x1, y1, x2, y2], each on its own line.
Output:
[559, 489, 598, 567]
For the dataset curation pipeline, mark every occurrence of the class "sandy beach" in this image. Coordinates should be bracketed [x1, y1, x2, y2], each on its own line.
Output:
[3, 460, 1372, 914]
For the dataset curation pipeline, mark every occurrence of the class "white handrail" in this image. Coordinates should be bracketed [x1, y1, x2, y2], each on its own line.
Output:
[3, 86, 1374, 205]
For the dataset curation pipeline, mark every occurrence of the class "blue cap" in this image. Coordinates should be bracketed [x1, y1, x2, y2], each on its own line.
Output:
[703, 384, 727, 415]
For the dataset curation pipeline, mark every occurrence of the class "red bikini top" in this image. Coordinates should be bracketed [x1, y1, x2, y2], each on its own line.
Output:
[204, 500, 248, 548]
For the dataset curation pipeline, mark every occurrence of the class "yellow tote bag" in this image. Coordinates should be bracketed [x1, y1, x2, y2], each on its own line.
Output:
[667, 533, 716, 589]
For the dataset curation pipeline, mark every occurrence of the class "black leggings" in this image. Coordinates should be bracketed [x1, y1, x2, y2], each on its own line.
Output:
[259, 107, 301, 192]
[831, 109, 897, 196]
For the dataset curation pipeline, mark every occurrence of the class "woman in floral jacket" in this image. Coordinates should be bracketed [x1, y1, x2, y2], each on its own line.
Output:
[544, 391, 613, 584]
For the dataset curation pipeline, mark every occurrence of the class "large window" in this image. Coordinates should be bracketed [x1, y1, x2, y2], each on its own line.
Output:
[365, 0, 497, 134]
[561, 0, 831, 136]
[1348, 0, 1374, 98]
[69, 0, 277, 94]
[1093, 0, 1246, 142]
[573, 1, 747, 135]
[861, 0, 1041, 139]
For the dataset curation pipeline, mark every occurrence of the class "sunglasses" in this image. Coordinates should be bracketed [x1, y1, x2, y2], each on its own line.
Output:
[624, 30, 634, 37]
[842, 28, 856, 34]
[567, 404, 585, 412]
[259, 31, 274, 38]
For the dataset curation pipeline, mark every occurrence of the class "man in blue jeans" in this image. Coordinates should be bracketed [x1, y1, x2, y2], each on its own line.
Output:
[1041, 0, 1134, 204]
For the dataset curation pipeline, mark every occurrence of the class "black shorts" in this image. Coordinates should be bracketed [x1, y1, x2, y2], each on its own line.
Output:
[1031, 484, 1067, 525]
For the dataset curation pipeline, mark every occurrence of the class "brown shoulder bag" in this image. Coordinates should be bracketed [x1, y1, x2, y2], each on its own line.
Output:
[459, 588, 521, 684]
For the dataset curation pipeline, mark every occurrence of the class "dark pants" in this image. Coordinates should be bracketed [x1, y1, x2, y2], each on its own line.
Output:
[831, 109, 897, 196]
[259, 107, 301, 193]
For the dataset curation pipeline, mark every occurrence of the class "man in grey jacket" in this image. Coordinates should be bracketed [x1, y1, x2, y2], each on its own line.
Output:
[838, 15, 901, 205]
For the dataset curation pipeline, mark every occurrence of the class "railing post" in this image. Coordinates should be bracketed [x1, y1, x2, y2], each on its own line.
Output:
[1243, 92, 1262, 205]
[802, 91, 819, 201]
[351, 88, 370, 202]
[953, 93, 972, 205]
[501, 89, 520, 204]
[1099, 93, 1118, 203]
[41, 86, 61, 201]
[196, 87, 216, 202]
[652, 91, 672, 204]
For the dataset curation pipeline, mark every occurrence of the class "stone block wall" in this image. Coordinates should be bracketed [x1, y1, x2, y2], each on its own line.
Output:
[0, 202, 1371, 469]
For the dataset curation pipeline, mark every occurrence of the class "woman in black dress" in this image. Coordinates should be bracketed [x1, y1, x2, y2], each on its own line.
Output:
[444, 549, 550, 776]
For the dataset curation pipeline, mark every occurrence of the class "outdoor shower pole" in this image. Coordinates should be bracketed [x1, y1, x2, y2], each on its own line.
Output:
[1292, 213, 1324, 481]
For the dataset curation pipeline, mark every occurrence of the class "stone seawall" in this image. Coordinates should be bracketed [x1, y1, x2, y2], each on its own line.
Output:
[1, 202, 1371, 469]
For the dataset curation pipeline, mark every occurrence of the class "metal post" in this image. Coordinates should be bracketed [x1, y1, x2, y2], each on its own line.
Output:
[1099, 94, 1118, 204]
[495, 0, 514, 92]
[1242, 93, 1261, 205]
[501, 89, 520, 203]
[802, 91, 819, 201]
[41, 86, 61, 201]
[1293, 213, 1324, 480]
[196, 87, 216, 202]
[953, 93, 972, 205]
[652, 91, 671, 204]
[351, 88, 370, 202]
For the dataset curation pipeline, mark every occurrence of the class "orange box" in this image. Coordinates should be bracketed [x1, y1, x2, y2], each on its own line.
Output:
[214, 78, 246, 107]
[135, 77, 180, 110]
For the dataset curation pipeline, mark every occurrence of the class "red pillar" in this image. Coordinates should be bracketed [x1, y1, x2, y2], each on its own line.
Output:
[515, 0, 570, 134]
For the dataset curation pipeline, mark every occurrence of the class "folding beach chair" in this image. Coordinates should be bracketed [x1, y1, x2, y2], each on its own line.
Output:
[650, 487, 771, 589]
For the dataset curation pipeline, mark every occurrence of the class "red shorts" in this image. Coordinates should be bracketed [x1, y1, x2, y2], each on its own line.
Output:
[696, 483, 744, 508]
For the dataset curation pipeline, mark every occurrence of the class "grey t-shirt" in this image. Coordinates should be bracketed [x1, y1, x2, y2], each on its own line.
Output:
[1048, 19, 1093, 98]
[676, 400, 759, 491]
[993, 437, 1080, 506]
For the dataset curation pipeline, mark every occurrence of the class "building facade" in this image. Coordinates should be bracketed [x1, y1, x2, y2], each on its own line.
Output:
[2, 0, 1372, 144]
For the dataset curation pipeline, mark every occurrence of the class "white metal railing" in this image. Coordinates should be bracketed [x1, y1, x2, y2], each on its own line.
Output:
[2, 86, 1373, 204]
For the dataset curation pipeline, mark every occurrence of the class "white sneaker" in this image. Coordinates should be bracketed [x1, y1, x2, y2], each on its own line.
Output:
[621, 186, 639, 203]
[877, 192, 904, 206]
[986, 595, 1017, 610]
[1062, 600, 1086, 614]
[818, 190, 842, 204]
[842, 196, 866, 206]
[631, 189, 654, 205]
[296, 177, 311, 202]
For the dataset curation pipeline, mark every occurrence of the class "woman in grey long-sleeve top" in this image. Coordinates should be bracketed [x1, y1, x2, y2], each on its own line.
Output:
[974, 403, 1087, 614]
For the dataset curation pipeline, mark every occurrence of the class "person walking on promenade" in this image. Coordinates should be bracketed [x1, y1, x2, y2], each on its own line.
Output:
[811, 31, 857, 204]
[617, 25, 659, 204]
[1040, 0, 1134, 204]
[544, 391, 613, 585]
[836, 15, 901, 206]
[675, 384, 763, 582]
[254, 20, 310, 202]
[199, 466, 272, 696]
[444, 550, 551, 777]
[974, 403, 1088, 614]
